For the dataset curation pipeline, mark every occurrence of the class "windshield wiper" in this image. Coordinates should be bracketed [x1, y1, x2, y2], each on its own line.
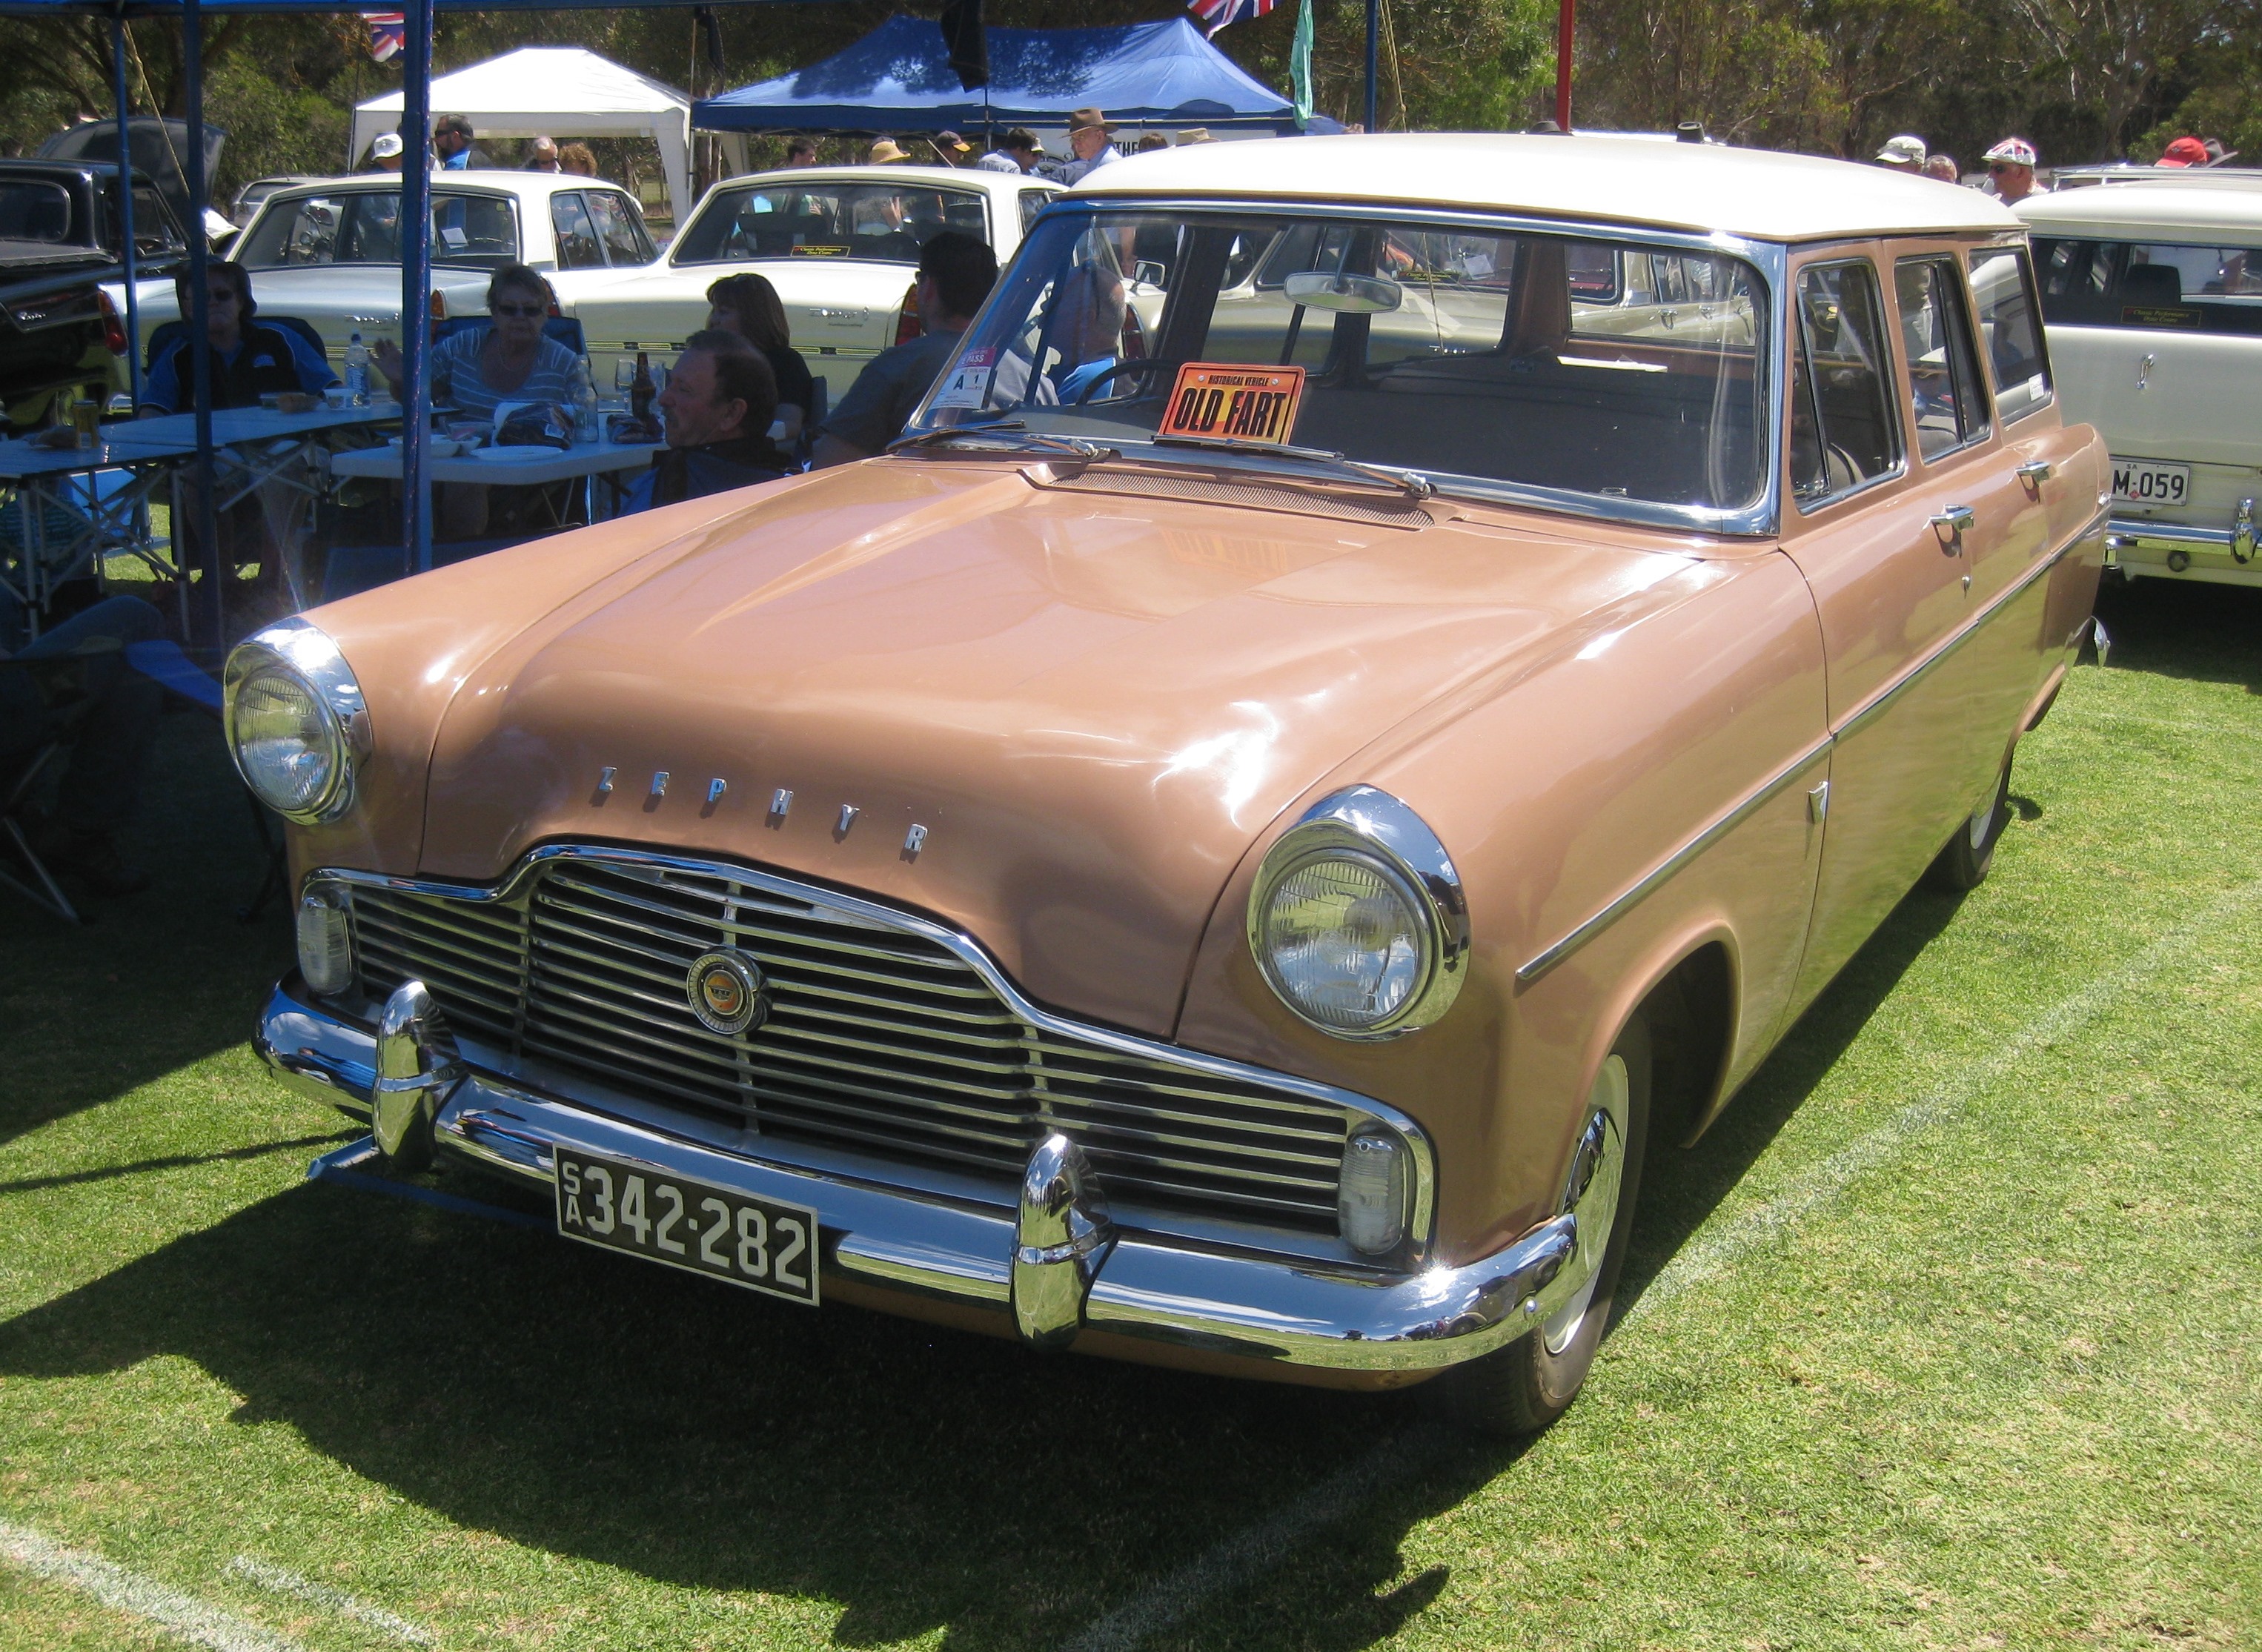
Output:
[890, 422, 1118, 461]
[1147, 435, 1436, 501]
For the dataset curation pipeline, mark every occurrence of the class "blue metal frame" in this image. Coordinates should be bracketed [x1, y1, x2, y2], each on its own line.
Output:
[110, 10, 140, 406]
[399, 0, 432, 574]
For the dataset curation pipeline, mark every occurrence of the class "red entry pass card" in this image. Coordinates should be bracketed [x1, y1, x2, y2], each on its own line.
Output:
[1157, 363, 1307, 446]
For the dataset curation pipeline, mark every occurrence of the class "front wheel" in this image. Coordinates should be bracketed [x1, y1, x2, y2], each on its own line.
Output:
[1431, 1012, 1652, 1436]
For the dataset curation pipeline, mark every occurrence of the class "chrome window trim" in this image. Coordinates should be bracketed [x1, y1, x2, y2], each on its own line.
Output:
[1788, 254, 1909, 517]
[308, 841, 1439, 1261]
[1517, 502, 2106, 985]
[928, 197, 1787, 539]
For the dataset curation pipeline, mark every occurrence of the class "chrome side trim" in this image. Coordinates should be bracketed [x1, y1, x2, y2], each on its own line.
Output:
[305, 843, 1438, 1260]
[1516, 501, 2105, 986]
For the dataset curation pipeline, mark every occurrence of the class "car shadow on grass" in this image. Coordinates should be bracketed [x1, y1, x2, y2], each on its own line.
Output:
[2092, 577, 2262, 692]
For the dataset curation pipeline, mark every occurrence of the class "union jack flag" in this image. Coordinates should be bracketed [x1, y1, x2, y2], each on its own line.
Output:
[363, 11, 405, 62]
[1187, 0, 1276, 36]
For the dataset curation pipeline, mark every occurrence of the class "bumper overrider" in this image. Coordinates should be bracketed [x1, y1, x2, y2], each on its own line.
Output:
[256, 974, 1581, 1376]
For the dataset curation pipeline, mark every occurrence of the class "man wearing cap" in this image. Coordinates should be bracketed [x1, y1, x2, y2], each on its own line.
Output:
[1983, 137, 2039, 205]
[1874, 135, 1927, 172]
[2157, 136, 2209, 168]
[929, 131, 974, 167]
[1057, 108, 1121, 185]
[978, 128, 1044, 173]
[368, 133, 405, 173]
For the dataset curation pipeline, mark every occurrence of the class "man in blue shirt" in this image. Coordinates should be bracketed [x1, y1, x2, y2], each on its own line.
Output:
[432, 115, 493, 170]
[141, 262, 336, 416]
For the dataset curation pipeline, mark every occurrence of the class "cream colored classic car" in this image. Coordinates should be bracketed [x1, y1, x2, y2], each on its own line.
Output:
[120, 171, 662, 366]
[232, 136, 2105, 1433]
[2018, 177, 2262, 586]
[570, 165, 1061, 397]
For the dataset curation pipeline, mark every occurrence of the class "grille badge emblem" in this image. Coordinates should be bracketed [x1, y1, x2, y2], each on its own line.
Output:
[686, 949, 769, 1036]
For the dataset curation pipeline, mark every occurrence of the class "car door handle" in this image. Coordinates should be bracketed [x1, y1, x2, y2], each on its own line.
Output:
[1930, 504, 1976, 549]
[2016, 460, 2052, 485]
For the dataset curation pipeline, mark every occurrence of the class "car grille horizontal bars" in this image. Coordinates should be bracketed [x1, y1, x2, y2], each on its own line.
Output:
[346, 860, 1351, 1233]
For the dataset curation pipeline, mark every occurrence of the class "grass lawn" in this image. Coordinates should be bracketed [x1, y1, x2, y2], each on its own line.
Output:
[1, 576, 2257, 1651]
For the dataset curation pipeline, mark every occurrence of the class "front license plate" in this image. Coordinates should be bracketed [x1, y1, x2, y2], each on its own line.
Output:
[554, 1147, 819, 1306]
[2111, 458, 2192, 506]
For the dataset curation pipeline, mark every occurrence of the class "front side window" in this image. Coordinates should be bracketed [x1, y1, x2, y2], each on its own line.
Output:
[2031, 236, 2262, 334]
[125, 185, 187, 258]
[237, 192, 520, 271]
[1966, 246, 2050, 422]
[672, 182, 989, 266]
[1789, 259, 1901, 506]
[1019, 189, 1053, 238]
[915, 209, 1772, 517]
[583, 190, 657, 265]
[1893, 256, 1989, 460]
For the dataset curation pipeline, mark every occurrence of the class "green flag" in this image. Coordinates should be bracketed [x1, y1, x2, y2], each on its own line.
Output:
[1291, 0, 1314, 126]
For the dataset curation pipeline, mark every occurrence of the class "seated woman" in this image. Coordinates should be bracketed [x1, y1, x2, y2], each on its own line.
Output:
[141, 261, 337, 414]
[375, 264, 589, 538]
[703, 272, 816, 446]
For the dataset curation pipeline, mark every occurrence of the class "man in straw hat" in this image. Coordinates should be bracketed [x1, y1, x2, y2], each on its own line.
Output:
[1058, 108, 1121, 185]
[867, 137, 912, 165]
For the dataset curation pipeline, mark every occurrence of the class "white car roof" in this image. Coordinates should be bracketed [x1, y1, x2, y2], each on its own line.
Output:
[2018, 179, 2262, 239]
[1069, 133, 2023, 242]
[715, 165, 1055, 193]
[266, 170, 634, 202]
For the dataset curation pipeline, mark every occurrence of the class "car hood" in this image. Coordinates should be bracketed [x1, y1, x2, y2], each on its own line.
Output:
[417, 458, 1701, 1036]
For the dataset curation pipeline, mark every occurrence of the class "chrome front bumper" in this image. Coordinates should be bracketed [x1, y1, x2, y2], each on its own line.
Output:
[255, 975, 1578, 1374]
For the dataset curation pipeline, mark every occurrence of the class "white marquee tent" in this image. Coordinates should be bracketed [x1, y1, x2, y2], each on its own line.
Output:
[351, 46, 694, 224]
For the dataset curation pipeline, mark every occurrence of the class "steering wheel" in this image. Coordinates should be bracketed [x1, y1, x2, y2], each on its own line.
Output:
[1071, 358, 1174, 403]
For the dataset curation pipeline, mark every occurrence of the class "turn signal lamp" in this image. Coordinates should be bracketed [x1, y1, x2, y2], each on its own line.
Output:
[1339, 1129, 1410, 1255]
[296, 892, 354, 996]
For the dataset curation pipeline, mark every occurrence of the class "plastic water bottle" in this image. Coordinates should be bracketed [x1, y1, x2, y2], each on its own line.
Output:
[345, 332, 370, 408]
[570, 356, 600, 444]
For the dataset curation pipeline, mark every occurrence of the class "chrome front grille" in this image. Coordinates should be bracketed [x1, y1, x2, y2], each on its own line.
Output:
[346, 856, 1353, 1233]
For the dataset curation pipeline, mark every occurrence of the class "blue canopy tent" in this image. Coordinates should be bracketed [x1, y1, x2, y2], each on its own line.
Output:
[697, 16, 1311, 138]
[0, 0, 830, 646]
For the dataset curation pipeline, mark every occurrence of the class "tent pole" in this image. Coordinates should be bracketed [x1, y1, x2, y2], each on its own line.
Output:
[111, 10, 140, 408]
[399, 0, 434, 576]
[183, 0, 221, 648]
[1363, 0, 1379, 132]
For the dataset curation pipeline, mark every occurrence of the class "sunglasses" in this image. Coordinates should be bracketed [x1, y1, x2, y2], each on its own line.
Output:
[1988, 162, 2022, 173]
[491, 303, 546, 317]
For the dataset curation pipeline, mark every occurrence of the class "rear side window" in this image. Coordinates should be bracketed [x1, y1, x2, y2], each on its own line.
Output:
[550, 193, 603, 270]
[0, 181, 76, 242]
[2032, 236, 2262, 335]
[1894, 257, 1990, 459]
[1791, 259, 1901, 506]
[1967, 246, 2050, 421]
[583, 190, 657, 265]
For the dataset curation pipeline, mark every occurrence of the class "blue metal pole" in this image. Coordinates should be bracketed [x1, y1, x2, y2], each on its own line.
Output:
[183, 0, 221, 646]
[399, 0, 434, 575]
[110, 10, 141, 407]
[1364, 0, 1379, 133]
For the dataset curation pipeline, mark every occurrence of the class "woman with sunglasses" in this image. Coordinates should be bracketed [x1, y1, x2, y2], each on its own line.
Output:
[375, 264, 591, 537]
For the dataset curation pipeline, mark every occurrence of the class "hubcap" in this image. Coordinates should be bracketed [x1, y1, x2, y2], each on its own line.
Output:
[1543, 1053, 1628, 1355]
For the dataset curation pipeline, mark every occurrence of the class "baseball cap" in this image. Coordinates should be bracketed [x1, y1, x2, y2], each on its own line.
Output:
[2157, 136, 2209, 167]
[1874, 135, 1926, 167]
[935, 130, 972, 155]
[371, 133, 404, 159]
[1983, 136, 2037, 167]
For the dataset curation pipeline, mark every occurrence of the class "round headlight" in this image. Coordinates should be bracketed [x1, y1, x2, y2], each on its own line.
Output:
[1258, 851, 1428, 1031]
[232, 663, 342, 816]
[1246, 787, 1468, 1040]
[223, 620, 368, 824]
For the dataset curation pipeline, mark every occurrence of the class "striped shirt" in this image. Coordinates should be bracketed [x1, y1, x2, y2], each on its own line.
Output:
[431, 328, 585, 422]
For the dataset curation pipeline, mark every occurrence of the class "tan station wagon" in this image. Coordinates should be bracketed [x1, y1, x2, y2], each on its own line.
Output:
[230, 136, 2107, 1433]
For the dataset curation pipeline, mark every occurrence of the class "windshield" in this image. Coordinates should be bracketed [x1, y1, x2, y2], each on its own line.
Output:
[913, 209, 1772, 516]
[673, 180, 990, 266]
[238, 191, 521, 270]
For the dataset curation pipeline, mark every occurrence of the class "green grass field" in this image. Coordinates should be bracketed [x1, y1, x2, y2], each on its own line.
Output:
[2, 577, 2258, 1651]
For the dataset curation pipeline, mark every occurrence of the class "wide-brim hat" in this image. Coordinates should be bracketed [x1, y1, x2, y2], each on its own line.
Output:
[1175, 127, 1217, 145]
[1983, 136, 2037, 167]
[868, 138, 910, 165]
[371, 133, 404, 159]
[1067, 107, 1116, 135]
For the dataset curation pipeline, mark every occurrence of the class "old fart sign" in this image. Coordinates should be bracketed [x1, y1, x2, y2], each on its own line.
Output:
[1159, 363, 1307, 446]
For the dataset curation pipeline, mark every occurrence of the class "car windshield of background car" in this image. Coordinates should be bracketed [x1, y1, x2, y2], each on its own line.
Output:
[911, 210, 1773, 517]
[238, 192, 522, 271]
[2031, 235, 2262, 335]
[0, 181, 79, 245]
[671, 182, 989, 266]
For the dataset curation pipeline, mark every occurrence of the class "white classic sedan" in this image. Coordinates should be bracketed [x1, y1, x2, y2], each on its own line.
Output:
[121, 170, 663, 368]
[2019, 175, 2262, 586]
[569, 165, 1061, 395]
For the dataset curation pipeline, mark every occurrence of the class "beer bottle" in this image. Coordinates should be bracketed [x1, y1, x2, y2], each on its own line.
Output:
[629, 351, 655, 426]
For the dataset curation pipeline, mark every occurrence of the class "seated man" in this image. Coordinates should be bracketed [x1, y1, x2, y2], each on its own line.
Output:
[812, 230, 998, 468]
[142, 262, 337, 415]
[623, 330, 796, 513]
[0, 591, 164, 897]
